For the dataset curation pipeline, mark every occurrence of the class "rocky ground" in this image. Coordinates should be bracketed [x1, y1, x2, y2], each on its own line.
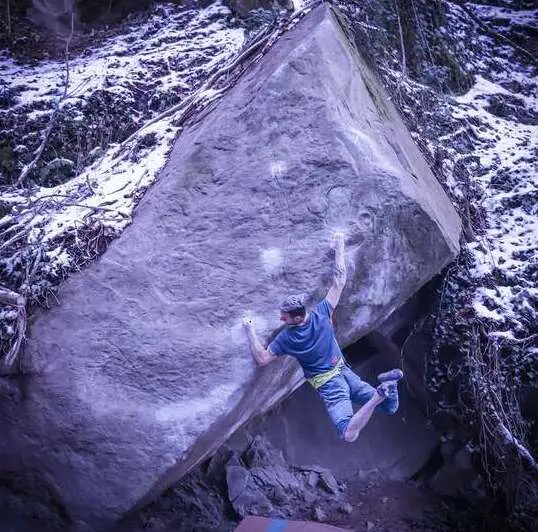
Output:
[119, 433, 474, 532]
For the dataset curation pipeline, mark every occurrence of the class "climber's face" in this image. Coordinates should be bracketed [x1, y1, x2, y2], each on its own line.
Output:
[280, 311, 303, 326]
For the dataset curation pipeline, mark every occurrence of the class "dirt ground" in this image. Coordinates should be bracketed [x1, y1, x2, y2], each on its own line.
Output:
[324, 479, 478, 532]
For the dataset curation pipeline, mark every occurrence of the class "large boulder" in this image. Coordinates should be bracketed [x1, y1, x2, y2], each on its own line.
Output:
[0, 4, 460, 528]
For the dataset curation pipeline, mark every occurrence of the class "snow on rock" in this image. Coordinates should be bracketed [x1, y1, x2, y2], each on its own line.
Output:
[0, 1, 246, 351]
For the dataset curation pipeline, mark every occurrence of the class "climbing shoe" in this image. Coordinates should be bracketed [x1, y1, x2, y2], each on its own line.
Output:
[377, 368, 404, 383]
[377, 381, 398, 398]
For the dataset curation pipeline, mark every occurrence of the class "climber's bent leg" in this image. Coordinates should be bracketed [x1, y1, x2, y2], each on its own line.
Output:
[317, 373, 354, 440]
[342, 390, 386, 442]
[317, 368, 402, 442]
[343, 365, 400, 415]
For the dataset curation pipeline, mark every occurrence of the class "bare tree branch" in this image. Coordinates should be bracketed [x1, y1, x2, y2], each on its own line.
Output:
[0, 286, 23, 307]
[395, 0, 407, 77]
[16, 11, 75, 187]
[456, 2, 538, 66]
[0, 286, 27, 369]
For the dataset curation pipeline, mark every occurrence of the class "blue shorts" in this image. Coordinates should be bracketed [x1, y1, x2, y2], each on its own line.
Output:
[316, 365, 399, 439]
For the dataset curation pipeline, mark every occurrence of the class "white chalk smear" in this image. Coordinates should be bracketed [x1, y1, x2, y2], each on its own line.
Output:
[270, 160, 287, 178]
[260, 247, 283, 273]
[230, 313, 269, 345]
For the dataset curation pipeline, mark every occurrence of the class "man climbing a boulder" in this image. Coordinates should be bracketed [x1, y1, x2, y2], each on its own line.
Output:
[242, 233, 403, 443]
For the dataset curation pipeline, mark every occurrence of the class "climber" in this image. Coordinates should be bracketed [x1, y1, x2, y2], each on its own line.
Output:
[242, 233, 403, 443]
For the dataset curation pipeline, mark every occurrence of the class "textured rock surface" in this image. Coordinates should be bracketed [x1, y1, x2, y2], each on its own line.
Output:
[224, 435, 346, 520]
[0, 4, 460, 527]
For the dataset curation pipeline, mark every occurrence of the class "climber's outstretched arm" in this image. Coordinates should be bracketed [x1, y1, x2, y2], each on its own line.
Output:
[242, 318, 278, 366]
[326, 232, 347, 309]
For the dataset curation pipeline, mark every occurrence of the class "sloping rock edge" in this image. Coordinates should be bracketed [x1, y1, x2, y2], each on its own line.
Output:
[125, 360, 303, 517]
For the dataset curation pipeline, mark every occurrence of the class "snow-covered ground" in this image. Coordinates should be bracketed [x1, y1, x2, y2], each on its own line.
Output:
[0, 2, 247, 346]
[446, 3, 537, 348]
[371, 1, 538, 357]
[2, 1, 244, 239]
[455, 72, 537, 340]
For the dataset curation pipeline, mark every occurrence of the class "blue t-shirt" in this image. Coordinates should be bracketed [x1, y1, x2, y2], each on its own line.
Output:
[268, 299, 344, 378]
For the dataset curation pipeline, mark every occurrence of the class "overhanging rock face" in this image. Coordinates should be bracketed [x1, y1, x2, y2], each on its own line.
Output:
[0, 5, 461, 527]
